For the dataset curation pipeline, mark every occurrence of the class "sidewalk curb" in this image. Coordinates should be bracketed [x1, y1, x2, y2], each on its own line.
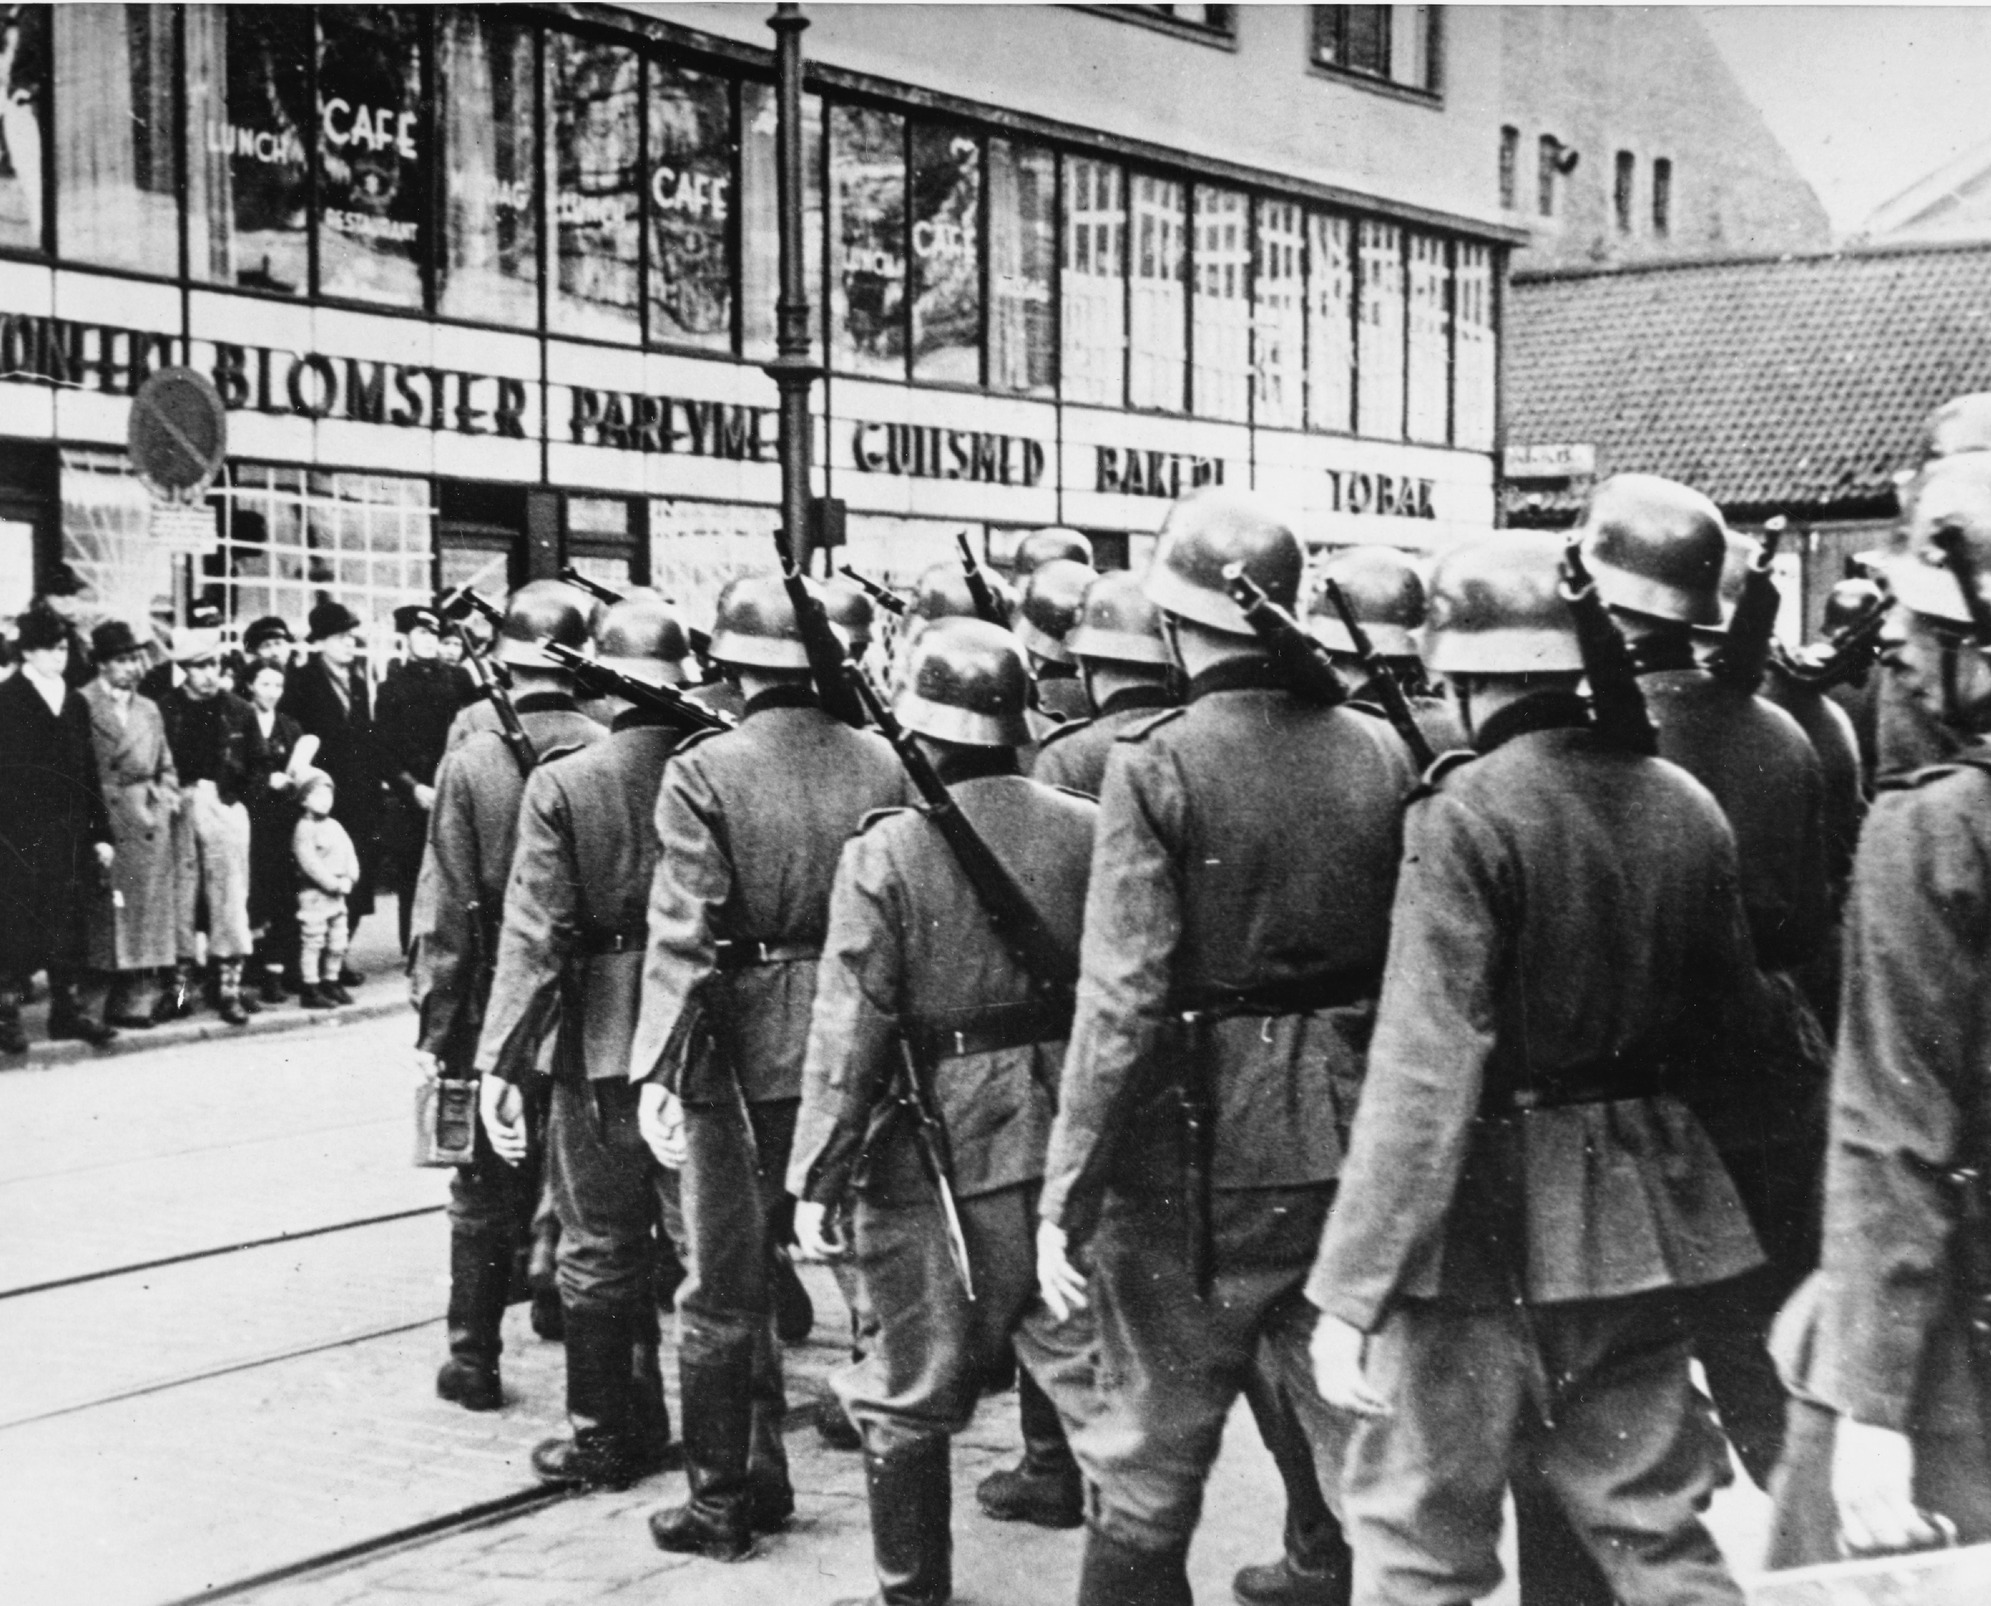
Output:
[0, 990, 409, 1072]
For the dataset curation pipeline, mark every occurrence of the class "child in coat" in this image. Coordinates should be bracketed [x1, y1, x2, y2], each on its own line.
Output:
[293, 770, 359, 1008]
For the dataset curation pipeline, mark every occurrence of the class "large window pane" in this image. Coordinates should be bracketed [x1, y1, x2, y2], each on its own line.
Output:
[187, 8, 309, 293]
[0, 4, 46, 252]
[829, 104, 905, 379]
[739, 83, 821, 363]
[1129, 173, 1185, 413]
[1060, 155, 1124, 407]
[648, 60, 732, 352]
[1253, 199, 1304, 430]
[1192, 184, 1249, 421]
[910, 123, 979, 385]
[1357, 219, 1403, 440]
[317, 7, 425, 307]
[1307, 212, 1353, 432]
[988, 137, 1053, 398]
[1454, 241, 1495, 451]
[55, 5, 176, 271]
[1407, 230, 1450, 444]
[548, 32, 640, 343]
[437, 9, 537, 327]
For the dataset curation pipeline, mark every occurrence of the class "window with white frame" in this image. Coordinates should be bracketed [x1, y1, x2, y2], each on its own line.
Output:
[1129, 172, 1186, 412]
[1453, 241, 1494, 450]
[1253, 198, 1306, 429]
[1406, 230, 1450, 444]
[1356, 219, 1404, 439]
[1060, 155, 1127, 407]
[1193, 184, 1251, 421]
[1308, 211, 1354, 433]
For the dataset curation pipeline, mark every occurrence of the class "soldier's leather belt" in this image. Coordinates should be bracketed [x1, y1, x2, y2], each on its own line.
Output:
[713, 938, 821, 971]
[1177, 965, 1383, 1020]
[1482, 1058, 1671, 1115]
[904, 997, 1074, 1066]
[578, 926, 647, 955]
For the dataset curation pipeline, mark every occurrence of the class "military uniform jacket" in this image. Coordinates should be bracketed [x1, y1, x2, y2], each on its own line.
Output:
[1762, 665, 1867, 895]
[1034, 669, 1092, 724]
[1772, 754, 1991, 1435]
[628, 688, 908, 1105]
[790, 768, 1098, 1206]
[476, 711, 684, 1086]
[1307, 697, 1765, 1330]
[410, 695, 604, 1064]
[1039, 657, 1417, 1244]
[1028, 685, 1177, 797]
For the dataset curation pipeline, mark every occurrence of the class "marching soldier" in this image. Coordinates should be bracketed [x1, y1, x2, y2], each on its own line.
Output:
[1307, 532, 1764, 1606]
[1037, 490, 1416, 1606]
[631, 575, 907, 1561]
[1306, 545, 1468, 758]
[1013, 527, 1095, 579]
[1016, 558, 1099, 725]
[1811, 576, 1889, 788]
[1765, 447, 1991, 1563]
[1029, 571, 1175, 799]
[415, 582, 602, 1413]
[471, 595, 694, 1488]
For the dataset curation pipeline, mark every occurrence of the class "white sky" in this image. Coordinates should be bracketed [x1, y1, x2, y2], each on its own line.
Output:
[1695, 5, 1991, 234]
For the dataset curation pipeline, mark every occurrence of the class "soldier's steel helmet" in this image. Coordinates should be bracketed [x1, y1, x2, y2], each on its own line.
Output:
[910, 563, 983, 627]
[1917, 392, 1991, 467]
[708, 574, 813, 671]
[1016, 558, 1095, 665]
[1144, 489, 1304, 636]
[895, 616, 1032, 748]
[1423, 533, 1585, 676]
[1577, 473, 1729, 627]
[1013, 527, 1094, 578]
[597, 591, 689, 686]
[821, 577, 875, 652]
[1886, 451, 1991, 627]
[1822, 576, 1886, 636]
[1307, 545, 1427, 657]
[497, 579, 593, 669]
[1065, 569, 1170, 667]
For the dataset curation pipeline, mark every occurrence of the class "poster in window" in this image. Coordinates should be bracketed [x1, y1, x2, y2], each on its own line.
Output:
[741, 84, 822, 362]
[548, 33, 641, 343]
[437, 10, 537, 327]
[0, 4, 44, 252]
[988, 138, 1053, 398]
[317, 7, 425, 308]
[187, 7, 310, 293]
[648, 61, 733, 353]
[909, 123, 979, 385]
[54, 5, 177, 271]
[830, 104, 906, 379]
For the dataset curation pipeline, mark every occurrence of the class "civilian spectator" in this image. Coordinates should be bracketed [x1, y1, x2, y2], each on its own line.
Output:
[243, 659, 305, 1005]
[0, 601, 114, 1052]
[292, 770, 358, 1010]
[80, 620, 180, 1030]
[43, 562, 95, 690]
[159, 627, 257, 1027]
[239, 616, 296, 691]
[281, 601, 383, 976]
[375, 604, 473, 953]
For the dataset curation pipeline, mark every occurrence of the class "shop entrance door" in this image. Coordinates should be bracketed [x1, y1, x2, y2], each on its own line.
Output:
[0, 442, 57, 617]
[436, 480, 530, 602]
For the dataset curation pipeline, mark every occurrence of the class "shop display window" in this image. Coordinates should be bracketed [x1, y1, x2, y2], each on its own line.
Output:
[1356, 218, 1404, 440]
[1129, 173, 1185, 413]
[830, 103, 906, 379]
[986, 137, 1054, 398]
[1192, 184, 1249, 421]
[909, 122, 980, 385]
[0, 3, 45, 253]
[1406, 229, 1450, 444]
[1454, 241, 1495, 451]
[1252, 199, 1305, 429]
[1060, 154, 1125, 407]
[316, 7, 426, 308]
[436, 9, 538, 327]
[649, 496, 781, 634]
[739, 82, 822, 362]
[186, 7, 309, 294]
[54, 4, 177, 271]
[648, 60, 732, 352]
[60, 449, 178, 626]
[1308, 211, 1354, 432]
[547, 31, 641, 343]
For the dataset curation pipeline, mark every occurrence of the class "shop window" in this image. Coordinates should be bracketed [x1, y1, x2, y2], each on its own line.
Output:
[649, 497, 781, 636]
[1614, 149, 1634, 235]
[829, 103, 906, 379]
[1356, 219, 1403, 440]
[54, 5, 177, 272]
[909, 123, 980, 385]
[1312, 7, 1438, 92]
[1253, 199, 1304, 430]
[436, 9, 538, 328]
[987, 137, 1054, 398]
[1652, 157, 1672, 237]
[0, 4, 46, 253]
[186, 7, 309, 293]
[1453, 241, 1494, 451]
[317, 7, 426, 308]
[61, 449, 178, 627]
[566, 493, 642, 589]
[1128, 173, 1185, 413]
[1192, 184, 1249, 422]
[1307, 210, 1353, 433]
[1406, 231, 1449, 444]
[547, 31, 641, 343]
[739, 82, 821, 363]
[1059, 154, 1124, 407]
[1498, 125, 1518, 210]
[648, 59, 733, 353]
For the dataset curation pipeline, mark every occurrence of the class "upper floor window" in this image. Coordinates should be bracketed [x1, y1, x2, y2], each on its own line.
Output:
[1652, 157, 1672, 237]
[1111, 6, 1236, 36]
[1498, 125, 1518, 211]
[0, 4, 48, 254]
[1312, 6, 1439, 93]
[1613, 150, 1634, 234]
[1537, 134, 1560, 219]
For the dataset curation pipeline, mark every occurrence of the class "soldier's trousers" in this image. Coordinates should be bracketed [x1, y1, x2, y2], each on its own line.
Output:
[545, 1076, 670, 1318]
[1074, 1184, 1349, 1556]
[446, 1087, 545, 1366]
[1343, 1292, 1740, 1606]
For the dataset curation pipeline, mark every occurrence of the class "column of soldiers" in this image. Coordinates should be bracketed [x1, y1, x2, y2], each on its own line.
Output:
[425, 417, 1989, 1606]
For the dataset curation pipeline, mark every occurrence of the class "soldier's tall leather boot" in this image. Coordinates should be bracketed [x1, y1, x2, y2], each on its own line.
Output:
[436, 1231, 506, 1412]
[532, 1306, 639, 1489]
[628, 1325, 683, 1477]
[1074, 1526, 1192, 1606]
[977, 1369, 1083, 1528]
[831, 1433, 953, 1606]
[648, 1360, 756, 1561]
[745, 1321, 795, 1533]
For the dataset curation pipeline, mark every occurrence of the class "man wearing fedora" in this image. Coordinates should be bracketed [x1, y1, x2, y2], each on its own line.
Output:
[282, 600, 384, 972]
[237, 615, 297, 694]
[81, 620, 180, 1030]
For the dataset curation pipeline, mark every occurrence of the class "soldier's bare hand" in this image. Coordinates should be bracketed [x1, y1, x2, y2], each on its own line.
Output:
[793, 1200, 844, 1260]
[1036, 1220, 1089, 1321]
[1834, 1417, 1939, 1555]
[1310, 1313, 1390, 1418]
[637, 1084, 685, 1169]
[93, 842, 114, 870]
[478, 1076, 528, 1166]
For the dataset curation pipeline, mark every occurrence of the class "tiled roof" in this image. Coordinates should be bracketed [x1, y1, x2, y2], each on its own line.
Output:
[1507, 241, 1991, 516]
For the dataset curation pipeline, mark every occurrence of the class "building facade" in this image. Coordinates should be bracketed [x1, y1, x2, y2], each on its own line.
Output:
[0, 3, 1519, 656]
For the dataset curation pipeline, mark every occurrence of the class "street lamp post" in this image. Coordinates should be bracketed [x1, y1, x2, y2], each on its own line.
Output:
[765, 3, 819, 575]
